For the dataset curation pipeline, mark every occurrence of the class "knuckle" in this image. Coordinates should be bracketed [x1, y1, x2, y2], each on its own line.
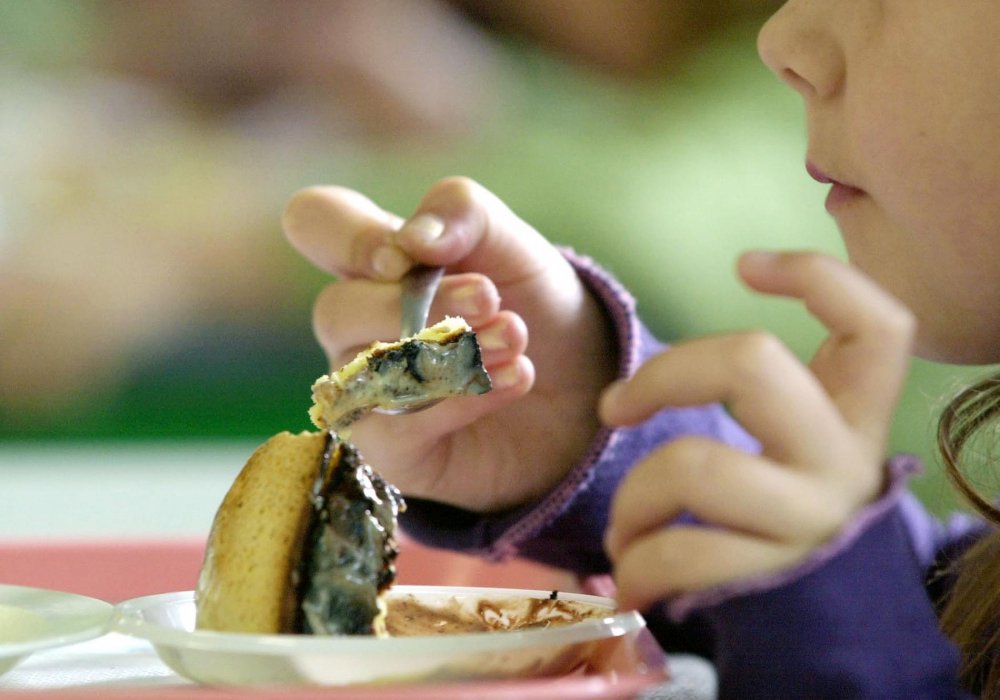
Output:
[311, 284, 345, 344]
[651, 438, 731, 519]
[797, 480, 856, 543]
[795, 250, 837, 275]
[804, 498, 849, 542]
[659, 437, 717, 486]
[728, 330, 793, 386]
[425, 176, 482, 210]
[312, 282, 342, 317]
[650, 530, 701, 593]
[608, 476, 632, 520]
[622, 537, 682, 594]
[857, 299, 916, 355]
[881, 301, 917, 343]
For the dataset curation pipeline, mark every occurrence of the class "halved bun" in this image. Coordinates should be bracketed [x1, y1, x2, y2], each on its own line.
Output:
[196, 430, 326, 634]
[196, 316, 488, 636]
[195, 430, 405, 636]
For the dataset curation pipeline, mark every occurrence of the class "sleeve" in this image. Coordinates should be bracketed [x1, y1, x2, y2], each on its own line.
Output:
[400, 247, 758, 573]
[401, 249, 982, 696]
[638, 454, 982, 699]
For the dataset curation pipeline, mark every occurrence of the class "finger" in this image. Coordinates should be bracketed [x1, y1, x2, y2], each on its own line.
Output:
[349, 354, 535, 462]
[604, 437, 848, 561]
[738, 251, 915, 435]
[395, 177, 573, 288]
[282, 185, 407, 280]
[312, 278, 400, 366]
[434, 273, 502, 330]
[313, 273, 504, 367]
[475, 310, 530, 366]
[599, 333, 846, 467]
[613, 526, 809, 612]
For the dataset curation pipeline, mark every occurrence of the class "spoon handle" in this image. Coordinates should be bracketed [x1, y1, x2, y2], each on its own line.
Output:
[399, 265, 445, 338]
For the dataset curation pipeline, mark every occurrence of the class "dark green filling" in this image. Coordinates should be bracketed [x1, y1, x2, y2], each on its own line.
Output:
[368, 331, 491, 397]
[296, 435, 405, 635]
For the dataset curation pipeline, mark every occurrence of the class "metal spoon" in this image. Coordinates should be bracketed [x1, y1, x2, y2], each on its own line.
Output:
[399, 265, 445, 339]
[374, 265, 445, 415]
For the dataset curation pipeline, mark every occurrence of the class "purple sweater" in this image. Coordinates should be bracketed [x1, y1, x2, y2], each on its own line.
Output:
[402, 251, 981, 698]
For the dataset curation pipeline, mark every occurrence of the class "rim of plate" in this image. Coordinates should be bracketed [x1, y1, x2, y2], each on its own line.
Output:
[112, 586, 645, 656]
[0, 584, 114, 659]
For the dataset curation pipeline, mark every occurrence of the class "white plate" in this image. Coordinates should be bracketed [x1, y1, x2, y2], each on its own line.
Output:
[112, 586, 647, 686]
[0, 584, 114, 676]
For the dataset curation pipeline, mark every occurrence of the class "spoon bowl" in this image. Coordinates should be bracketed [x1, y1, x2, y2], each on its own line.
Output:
[374, 265, 446, 416]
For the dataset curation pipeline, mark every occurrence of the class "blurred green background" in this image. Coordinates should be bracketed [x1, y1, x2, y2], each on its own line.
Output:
[0, 0, 987, 515]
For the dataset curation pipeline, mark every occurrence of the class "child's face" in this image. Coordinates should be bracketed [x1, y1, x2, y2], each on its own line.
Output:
[758, 1, 1000, 364]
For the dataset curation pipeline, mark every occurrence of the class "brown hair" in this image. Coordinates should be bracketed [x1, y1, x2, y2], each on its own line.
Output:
[937, 375, 1000, 696]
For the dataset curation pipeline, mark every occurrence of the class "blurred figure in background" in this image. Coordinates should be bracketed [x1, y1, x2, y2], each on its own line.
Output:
[0, 0, 502, 435]
[0, 0, 782, 439]
[5, 0, 969, 516]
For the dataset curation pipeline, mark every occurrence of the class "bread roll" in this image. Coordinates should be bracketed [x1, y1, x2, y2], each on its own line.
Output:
[196, 315, 489, 636]
[195, 431, 403, 636]
[196, 431, 324, 634]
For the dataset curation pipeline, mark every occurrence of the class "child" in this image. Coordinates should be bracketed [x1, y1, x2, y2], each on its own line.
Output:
[282, 2, 999, 697]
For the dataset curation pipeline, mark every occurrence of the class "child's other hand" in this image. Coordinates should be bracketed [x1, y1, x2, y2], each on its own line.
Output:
[601, 252, 915, 612]
[283, 178, 616, 513]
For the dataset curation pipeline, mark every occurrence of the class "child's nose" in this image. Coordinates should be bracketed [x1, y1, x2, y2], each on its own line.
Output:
[757, 1, 844, 101]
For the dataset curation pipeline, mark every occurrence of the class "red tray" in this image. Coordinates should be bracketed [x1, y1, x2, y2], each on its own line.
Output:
[0, 536, 576, 602]
[0, 539, 669, 698]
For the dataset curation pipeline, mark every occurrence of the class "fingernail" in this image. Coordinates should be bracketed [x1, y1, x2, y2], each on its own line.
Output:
[399, 213, 445, 246]
[477, 323, 508, 351]
[740, 250, 779, 270]
[491, 363, 520, 389]
[448, 282, 482, 317]
[372, 245, 410, 280]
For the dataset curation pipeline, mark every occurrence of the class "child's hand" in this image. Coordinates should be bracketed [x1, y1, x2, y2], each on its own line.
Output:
[283, 177, 617, 513]
[601, 251, 915, 612]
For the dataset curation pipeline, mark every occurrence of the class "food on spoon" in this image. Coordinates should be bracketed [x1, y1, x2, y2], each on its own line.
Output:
[196, 315, 491, 637]
[309, 316, 491, 432]
[195, 431, 404, 636]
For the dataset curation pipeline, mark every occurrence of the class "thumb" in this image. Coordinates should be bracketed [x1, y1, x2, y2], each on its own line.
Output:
[396, 177, 567, 286]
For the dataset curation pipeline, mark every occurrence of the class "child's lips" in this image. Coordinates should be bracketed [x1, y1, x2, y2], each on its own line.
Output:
[806, 161, 865, 212]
